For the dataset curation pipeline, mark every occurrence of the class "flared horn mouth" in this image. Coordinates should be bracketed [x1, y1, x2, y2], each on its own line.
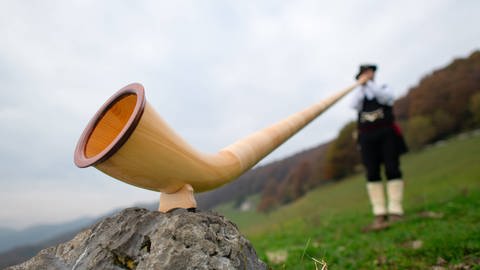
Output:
[74, 83, 146, 168]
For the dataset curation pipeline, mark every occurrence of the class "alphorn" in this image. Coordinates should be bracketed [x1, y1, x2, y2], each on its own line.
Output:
[74, 82, 360, 212]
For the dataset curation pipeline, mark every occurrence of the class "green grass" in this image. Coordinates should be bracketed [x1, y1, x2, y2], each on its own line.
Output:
[215, 132, 480, 269]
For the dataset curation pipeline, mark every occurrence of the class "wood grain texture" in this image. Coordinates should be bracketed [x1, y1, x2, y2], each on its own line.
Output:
[90, 82, 360, 195]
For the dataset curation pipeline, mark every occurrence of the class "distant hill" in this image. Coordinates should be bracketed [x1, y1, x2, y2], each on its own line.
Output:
[0, 218, 97, 269]
[0, 228, 16, 244]
[0, 228, 82, 269]
[0, 217, 95, 253]
[0, 203, 157, 269]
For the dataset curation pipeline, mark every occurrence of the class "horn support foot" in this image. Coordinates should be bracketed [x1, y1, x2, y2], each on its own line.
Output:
[158, 184, 197, 213]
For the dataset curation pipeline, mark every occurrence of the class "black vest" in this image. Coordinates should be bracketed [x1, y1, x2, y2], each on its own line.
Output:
[357, 97, 394, 130]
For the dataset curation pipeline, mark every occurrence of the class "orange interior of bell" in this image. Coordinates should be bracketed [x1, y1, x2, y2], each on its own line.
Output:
[85, 94, 137, 158]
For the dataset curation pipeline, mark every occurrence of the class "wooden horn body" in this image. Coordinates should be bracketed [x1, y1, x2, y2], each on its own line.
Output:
[74, 82, 359, 197]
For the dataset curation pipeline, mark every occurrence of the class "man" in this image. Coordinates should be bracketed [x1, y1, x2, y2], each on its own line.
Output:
[351, 64, 407, 231]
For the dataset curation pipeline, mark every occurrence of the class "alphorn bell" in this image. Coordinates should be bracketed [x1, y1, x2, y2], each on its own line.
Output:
[74, 82, 360, 212]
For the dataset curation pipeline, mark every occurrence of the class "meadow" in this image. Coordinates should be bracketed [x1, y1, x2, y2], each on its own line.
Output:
[216, 132, 480, 269]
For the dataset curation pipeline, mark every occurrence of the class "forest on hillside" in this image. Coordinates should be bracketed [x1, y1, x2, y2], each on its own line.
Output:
[395, 51, 480, 148]
[199, 50, 480, 212]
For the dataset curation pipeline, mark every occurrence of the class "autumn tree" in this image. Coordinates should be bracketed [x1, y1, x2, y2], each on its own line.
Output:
[431, 109, 455, 139]
[470, 92, 480, 127]
[405, 116, 436, 150]
[395, 50, 480, 148]
[257, 177, 280, 212]
[323, 121, 360, 180]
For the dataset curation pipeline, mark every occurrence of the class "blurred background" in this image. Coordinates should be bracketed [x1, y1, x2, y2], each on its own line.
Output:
[1, 0, 479, 267]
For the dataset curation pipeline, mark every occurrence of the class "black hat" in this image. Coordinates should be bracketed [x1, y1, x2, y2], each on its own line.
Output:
[355, 64, 377, 80]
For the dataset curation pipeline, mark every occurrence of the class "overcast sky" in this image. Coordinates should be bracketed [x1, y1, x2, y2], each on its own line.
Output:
[0, 0, 479, 229]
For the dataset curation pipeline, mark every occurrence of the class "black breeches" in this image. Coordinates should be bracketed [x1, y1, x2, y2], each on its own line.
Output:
[359, 128, 402, 182]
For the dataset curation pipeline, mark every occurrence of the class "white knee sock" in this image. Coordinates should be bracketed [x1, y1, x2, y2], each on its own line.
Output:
[366, 182, 387, 216]
[387, 179, 404, 215]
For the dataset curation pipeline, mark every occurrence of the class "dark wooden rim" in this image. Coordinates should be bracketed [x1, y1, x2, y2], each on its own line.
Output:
[74, 83, 146, 168]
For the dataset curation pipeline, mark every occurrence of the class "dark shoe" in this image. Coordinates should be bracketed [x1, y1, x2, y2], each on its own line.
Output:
[388, 214, 404, 223]
[362, 215, 389, 232]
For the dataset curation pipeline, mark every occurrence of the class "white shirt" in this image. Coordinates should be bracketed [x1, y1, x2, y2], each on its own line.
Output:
[350, 80, 395, 111]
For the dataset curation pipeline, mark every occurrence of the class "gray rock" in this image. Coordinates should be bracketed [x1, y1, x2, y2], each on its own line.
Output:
[7, 208, 267, 270]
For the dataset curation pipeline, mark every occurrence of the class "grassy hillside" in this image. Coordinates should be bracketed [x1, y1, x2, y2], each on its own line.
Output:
[215, 131, 480, 269]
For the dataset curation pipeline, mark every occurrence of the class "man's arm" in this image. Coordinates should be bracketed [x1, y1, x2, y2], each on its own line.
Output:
[350, 86, 364, 111]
